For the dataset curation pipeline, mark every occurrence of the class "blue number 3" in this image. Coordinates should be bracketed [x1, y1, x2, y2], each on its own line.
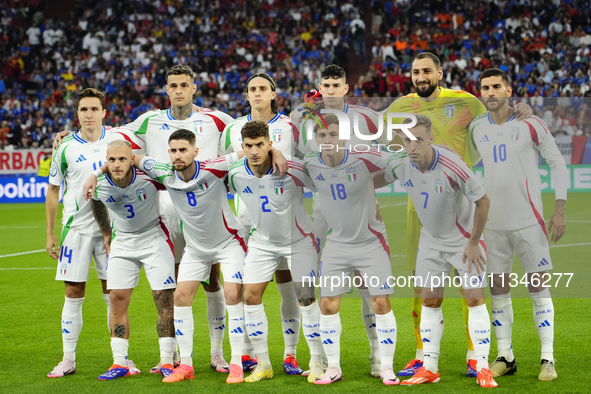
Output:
[124, 204, 135, 218]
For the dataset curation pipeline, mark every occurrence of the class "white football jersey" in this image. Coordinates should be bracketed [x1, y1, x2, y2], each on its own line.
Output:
[93, 166, 169, 249]
[385, 148, 486, 252]
[470, 113, 567, 231]
[304, 149, 390, 248]
[49, 127, 129, 237]
[292, 104, 386, 154]
[220, 113, 298, 156]
[138, 155, 246, 254]
[228, 156, 315, 246]
[126, 108, 233, 161]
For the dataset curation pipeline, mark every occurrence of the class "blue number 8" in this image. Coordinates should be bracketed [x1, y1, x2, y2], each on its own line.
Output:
[260, 196, 271, 212]
[124, 204, 135, 218]
[187, 191, 197, 207]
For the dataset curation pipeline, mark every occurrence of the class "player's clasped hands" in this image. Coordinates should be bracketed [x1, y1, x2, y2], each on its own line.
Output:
[462, 243, 486, 274]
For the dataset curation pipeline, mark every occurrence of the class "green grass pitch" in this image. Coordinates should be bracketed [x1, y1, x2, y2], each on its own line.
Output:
[0, 194, 589, 393]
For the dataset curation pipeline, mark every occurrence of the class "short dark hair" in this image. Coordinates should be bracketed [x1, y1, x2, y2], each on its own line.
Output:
[412, 52, 441, 70]
[166, 65, 195, 80]
[321, 64, 346, 82]
[314, 113, 340, 133]
[245, 73, 278, 113]
[77, 88, 106, 110]
[478, 68, 510, 88]
[168, 128, 196, 146]
[241, 120, 269, 140]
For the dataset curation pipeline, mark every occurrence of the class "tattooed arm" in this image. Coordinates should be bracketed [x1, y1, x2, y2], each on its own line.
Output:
[90, 199, 112, 255]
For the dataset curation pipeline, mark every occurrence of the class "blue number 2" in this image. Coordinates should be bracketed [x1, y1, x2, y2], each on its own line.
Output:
[421, 192, 429, 209]
[124, 204, 135, 218]
[260, 196, 271, 212]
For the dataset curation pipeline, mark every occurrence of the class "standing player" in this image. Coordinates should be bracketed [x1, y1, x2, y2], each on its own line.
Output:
[383, 52, 531, 377]
[303, 114, 399, 386]
[228, 120, 324, 383]
[88, 140, 176, 380]
[293, 64, 395, 376]
[124, 65, 234, 372]
[470, 68, 566, 381]
[377, 115, 497, 388]
[45, 88, 139, 377]
[220, 73, 305, 374]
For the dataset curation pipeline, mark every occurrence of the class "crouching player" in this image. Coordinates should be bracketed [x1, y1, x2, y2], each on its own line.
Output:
[375, 114, 497, 388]
[88, 140, 176, 380]
[227, 120, 324, 383]
[303, 114, 399, 386]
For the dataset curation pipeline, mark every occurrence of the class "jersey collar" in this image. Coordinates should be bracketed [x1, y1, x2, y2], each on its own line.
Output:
[488, 111, 516, 125]
[318, 149, 348, 166]
[73, 126, 106, 144]
[176, 160, 200, 181]
[167, 108, 195, 121]
[246, 112, 281, 124]
[244, 158, 274, 176]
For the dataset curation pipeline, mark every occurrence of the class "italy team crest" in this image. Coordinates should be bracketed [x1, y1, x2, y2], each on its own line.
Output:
[274, 180, 284, 195]
[272, 129, 282, 143]
[346, 167, 357, 183]
[197, 179, 209, 191]
[194, 120, 203, 134]
[136, 188, 147, 201]
[445, 104, 455, 118]
[511, 127, 520, 142]
[435, 178, 444, 194]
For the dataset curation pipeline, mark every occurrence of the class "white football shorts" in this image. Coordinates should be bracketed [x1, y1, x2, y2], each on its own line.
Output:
[178, 238, 246, 283]
[55, 228, 107, 282]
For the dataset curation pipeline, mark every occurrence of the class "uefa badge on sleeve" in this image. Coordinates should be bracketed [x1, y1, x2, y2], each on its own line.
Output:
[445, 104, 455, 118]
[346, 166, 357, 183]
[274, 180, 284, 196]
[435, 178, 444, 194]
[136, 188, 147, 201]
[511, 126, 520, 142]
[272, 128, 282, 143]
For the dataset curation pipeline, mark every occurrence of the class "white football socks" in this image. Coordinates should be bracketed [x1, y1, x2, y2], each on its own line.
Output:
[159, 337, 176, 366]
[468, 304, 492, 372]
[300, 302, 322, 363]
[276, 282, 301, 359]
[174, 306, 194, 366]
[359, 289, 381, 360]
[62, 296, 84, 362]
[111, 337, 129, 367]
[375, 310, 397, 368]
[491, 292, 514, 361]
[320, 312, 342, 368]
[205, 289, 226, 357]
[531, 289, 554, 361]
[227, 302, 245, 366]
[421, 306, 444, 373]
[244, 303, 270, 365]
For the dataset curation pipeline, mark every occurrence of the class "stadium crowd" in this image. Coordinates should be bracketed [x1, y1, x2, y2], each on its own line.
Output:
[1, 0, 591, 150]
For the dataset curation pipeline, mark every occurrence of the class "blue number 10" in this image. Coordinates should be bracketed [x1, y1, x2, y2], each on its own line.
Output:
[493, 144, 507, 163]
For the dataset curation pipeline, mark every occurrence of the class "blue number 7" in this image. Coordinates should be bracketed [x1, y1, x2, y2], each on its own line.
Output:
[421, 192, 429, 209]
